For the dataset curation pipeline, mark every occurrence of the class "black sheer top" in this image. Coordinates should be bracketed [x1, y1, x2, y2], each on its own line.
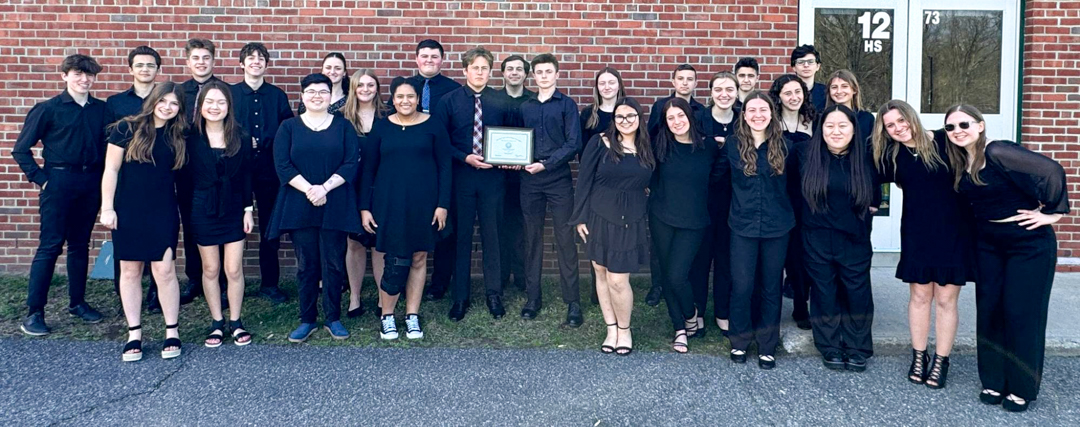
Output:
[571, 134, 652, 227]
[959, 140, 1070, 220]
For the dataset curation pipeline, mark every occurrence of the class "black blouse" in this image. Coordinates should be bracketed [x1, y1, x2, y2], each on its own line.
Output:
[726, 134, 796, 238]
[185, 130, 253, 218]
[959, 140, 1070, 221]
[267, 115, 362, 238]
[649, 136, 725, 229]
[571, 134, 652, 227]
[579, 105, 614, 148]
[796, 145, 876, 239]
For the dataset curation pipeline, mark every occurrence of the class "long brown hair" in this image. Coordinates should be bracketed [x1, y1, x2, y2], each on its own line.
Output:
[653, 98, 704, 163]
[194, 80, 242, 157]
[601, 97, 655, 170]
[944, 104, 989, 190]
[824, 69, 865, 112]
[872, 99, 945, 177]
[585, 67, 626, 131]
[342, 68, 388, 136]
[113, 82, 187, 169]
[733, 90, 786, 176]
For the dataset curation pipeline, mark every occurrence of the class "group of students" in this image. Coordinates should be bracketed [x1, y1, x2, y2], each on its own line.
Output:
[12, 38, 1067, 413]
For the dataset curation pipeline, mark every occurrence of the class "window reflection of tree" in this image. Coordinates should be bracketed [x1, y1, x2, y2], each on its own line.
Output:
[815, 9, 893, 113]
[922, 11, 1003, 114]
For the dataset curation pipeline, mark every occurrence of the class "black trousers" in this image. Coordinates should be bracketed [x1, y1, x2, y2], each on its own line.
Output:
[499, 169, 526, 286]
[803, 228, 874, 357]
[430, 225, 455, 297]
[452, 167, 504, 302]
[690, 212, 732, 320]
[291, 227, 347, 324]
[26, 167, 100, 314]
[253, 172, 282, 290]
[786, 224, 811, 321]
[520, 166, 579, 305]
[729, 232, 789, 355]
[974, 221, 1057, 401]
[651, 216, 706, 331]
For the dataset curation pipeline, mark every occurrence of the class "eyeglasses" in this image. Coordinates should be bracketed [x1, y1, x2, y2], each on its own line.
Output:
[795, 59, 818, 66]
[944, 121, 978, 132]
[614, 114, 639, 123]
[303, 90, 332, 97]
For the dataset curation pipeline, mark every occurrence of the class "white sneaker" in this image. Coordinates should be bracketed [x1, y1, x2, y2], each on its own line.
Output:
[405, 314, 424, 340]
[379, 315, 398, 340]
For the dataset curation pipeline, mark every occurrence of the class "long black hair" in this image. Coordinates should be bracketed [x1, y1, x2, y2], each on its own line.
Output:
[600, 97, 655, 170]
[653, 97, 703, 163]
[801, 104, 874, 216]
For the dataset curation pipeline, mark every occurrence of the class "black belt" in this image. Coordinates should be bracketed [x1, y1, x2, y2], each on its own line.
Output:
[47, 164, 102, 173]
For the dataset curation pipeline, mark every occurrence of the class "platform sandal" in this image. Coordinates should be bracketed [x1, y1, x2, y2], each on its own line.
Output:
[161, 323, 182, 359]
[204, 319, 226, 348]
[122, 325, 142, 362]
[230, 319, 252, 346]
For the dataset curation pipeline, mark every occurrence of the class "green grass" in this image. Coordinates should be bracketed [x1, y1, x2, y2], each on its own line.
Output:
[0, 275, 733, 354]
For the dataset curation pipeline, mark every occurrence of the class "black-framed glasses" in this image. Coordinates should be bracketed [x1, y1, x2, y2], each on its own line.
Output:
[614, 114, 639, 123]
[795, 59, 818, 66]
[944, 121, 977, 132]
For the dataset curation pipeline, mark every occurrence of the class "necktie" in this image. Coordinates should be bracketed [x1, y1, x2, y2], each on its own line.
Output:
[422, 79, 431, 113]
[472, 93, 483, 156]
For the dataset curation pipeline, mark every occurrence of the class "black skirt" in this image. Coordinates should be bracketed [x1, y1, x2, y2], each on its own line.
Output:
[191, 189, 245, 246]
[584, 211, 648, 274]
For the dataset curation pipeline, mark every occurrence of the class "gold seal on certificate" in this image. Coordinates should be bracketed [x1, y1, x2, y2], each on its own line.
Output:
[482, 126, 534, 166]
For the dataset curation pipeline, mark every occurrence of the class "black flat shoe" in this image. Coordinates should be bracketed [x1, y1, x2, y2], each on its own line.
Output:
[908, 349, 929, 384]
[68, 303, 103, 324]
[758, 355, 776, 370]
[486, 295, 505, 319]
[845, 353, 867, 372]
[521, 300, 540, 320]
[925, 354, 950, 389]
[730, 349, 747, 364]
[1003, 395, 1030, 412]
[346, 304, 365, 319]
[822, 352, 845, 371]
[645, 286, 663, 307]
[258, 287, 288, 304]
[565, 302, 583, 328]
[979, 389, 1004, 405]
[795, 318, 812, 331]
[448, 301, 469, 322]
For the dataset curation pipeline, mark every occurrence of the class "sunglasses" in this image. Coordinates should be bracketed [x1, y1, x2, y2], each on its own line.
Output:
[944, 121, 978, 132]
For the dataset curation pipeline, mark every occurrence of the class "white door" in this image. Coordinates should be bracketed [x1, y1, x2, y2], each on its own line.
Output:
[799, 0, 1020, 252]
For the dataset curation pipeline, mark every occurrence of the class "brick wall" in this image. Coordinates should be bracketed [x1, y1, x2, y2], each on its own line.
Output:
[0, 0, 1075, 277]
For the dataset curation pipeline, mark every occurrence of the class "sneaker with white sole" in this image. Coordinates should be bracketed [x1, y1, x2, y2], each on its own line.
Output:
[379, 314, 398, 340]
[405, 314, 424, 340]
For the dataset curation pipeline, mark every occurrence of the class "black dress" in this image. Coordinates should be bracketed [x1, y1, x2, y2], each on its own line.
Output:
[880, 130, 976, 285]
[266, 115, 362, 239]
[570, 134, 651, 273]
[297, 96, 346, 115]
[108, 122, 180, 261]
[186, 132, 253, 246]
[359, 117, 451, 256]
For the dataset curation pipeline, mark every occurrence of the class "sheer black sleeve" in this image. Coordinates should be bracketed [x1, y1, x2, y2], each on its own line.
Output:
[985, 140, 1070, 215]
[570, 134, 604, 225]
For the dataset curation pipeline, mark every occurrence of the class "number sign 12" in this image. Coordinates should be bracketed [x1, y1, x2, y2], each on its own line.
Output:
[858, 11, 892, 40]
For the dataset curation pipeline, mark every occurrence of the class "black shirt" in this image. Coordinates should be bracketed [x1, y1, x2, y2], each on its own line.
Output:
[959, 140, 1070, 221]
[725, 134, 796, 238]
[810, 82, 828, 112]
[579, 105, 613, 147]
[105, 86, 147, 125]
[12, 90, 109, 185]
[180, 76, 221, 122]
[796, 145, 876, 240]
[432, 85, 515, 164]
[649, 137, 726, 229]
[571, 134, 652, 227]
[502, 87, 536, 126]
[409, 73, 461, 114]
[185, 130, 254, 217]
[230, 80, 294, 179]
[520, 89, 582, 169]
[647, 93, 706, 140]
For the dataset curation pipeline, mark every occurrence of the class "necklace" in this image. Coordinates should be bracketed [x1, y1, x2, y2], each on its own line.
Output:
[903, 144, 919, 158]
[397, 113, 417, 130]
[303, 113, 331, 131]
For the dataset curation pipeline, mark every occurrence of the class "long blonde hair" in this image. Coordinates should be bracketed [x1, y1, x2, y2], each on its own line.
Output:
[111, 82, 187, 170]
[342, 69, 388, 136]
[944, 104, 989, 190]
[872, 99, 945, 176]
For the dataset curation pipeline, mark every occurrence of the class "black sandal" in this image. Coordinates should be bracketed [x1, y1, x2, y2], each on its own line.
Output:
[908, 348, 929, 384]
[122, 325, 142, 362]
[980, 389, 1004, 405]
[615, 325, 633, 356]
[671, 332, 688, 354]
[162, 323, 182, 359]
[230, 319, 252, 346]
[600, 322, 617, 354]
[1003, 394, 1030, 412]
[925, 354, 950, 389]
[684, 311, 702, 339]
[204, 319, 226, 348]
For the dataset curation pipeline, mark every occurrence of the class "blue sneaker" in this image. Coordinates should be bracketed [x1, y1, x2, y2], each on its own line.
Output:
[325, 320, 350, 340]
[288, 323, 318, 343]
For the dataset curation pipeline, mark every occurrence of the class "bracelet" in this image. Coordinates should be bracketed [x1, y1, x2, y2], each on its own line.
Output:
[244, 206, 254, 212]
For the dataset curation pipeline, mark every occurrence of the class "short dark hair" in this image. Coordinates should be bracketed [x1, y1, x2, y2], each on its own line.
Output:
[530, 53, 559, 72]
[185, 38, 216, 57]
[126, 46, 161, 69]
[61, 54, 102, 75]
[416, 39, 445, 56]
[239, 42, 271, 65]
[389, 76, 421, 96]
[500, 55, 530, 74]
[790, 44, 821, 67]
[733, 57, 759, 74]
[672, 63, 696, 78]
[300, 73, 332, 91]
[462, 46, 494, 69]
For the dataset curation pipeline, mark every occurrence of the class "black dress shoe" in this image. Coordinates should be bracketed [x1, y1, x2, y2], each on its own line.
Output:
[448, 301, 469, 322]
[20, 312, 50, 336]
[520, 300, 541, 320]
[68, 303, 103, 324]
[179, 282, 202, 305]
[645, 286, 663, 307]
[822, 352, 845, 371]
[565, 302, 583, 328]
[795, 318, 812, 331]
[845, 353, 868, 372]
[347, 304, 365, 319]
[486, 295, 505, 319]
[424, 289, 446, 301]
[258, 287, 288, 304]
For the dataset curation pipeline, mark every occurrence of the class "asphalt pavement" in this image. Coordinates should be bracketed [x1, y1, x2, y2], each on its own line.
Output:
[2, 339, 1079, 425]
